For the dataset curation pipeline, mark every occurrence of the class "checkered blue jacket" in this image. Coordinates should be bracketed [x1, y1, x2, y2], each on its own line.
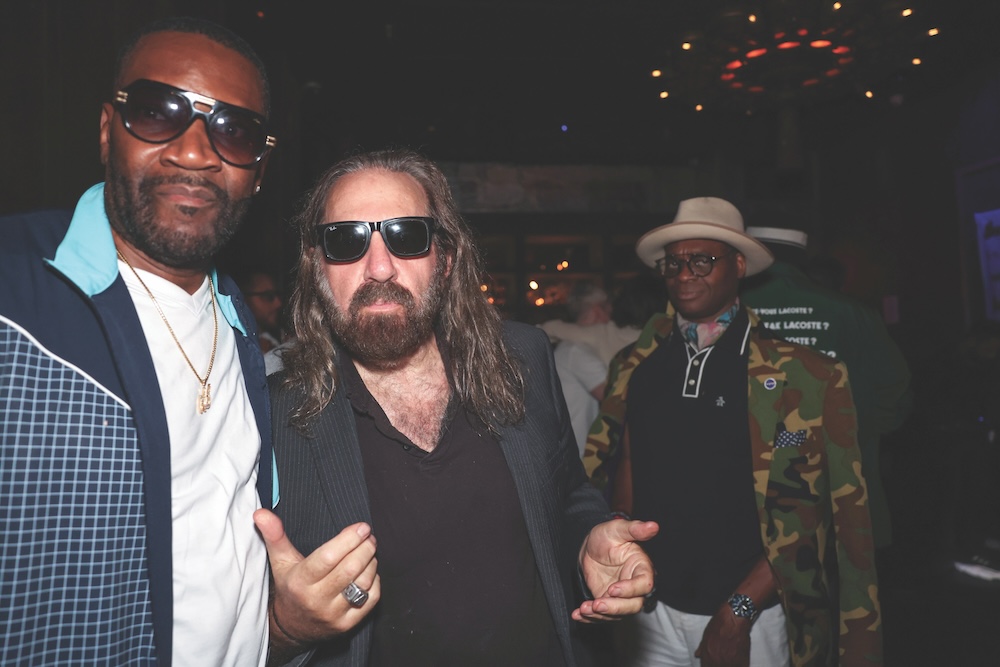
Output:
[0, 185, 273, 665]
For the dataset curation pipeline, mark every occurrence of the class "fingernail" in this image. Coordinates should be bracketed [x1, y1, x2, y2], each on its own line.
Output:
[357, 523, 371, 538]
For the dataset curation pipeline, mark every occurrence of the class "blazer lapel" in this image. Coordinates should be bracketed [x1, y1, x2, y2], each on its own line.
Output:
[746, 335, 788, 503]
[305, 388, 374, 532]
[495, 425, 573, 651]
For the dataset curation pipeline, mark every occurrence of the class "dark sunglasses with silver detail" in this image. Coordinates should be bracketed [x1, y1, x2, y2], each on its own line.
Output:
[114, 78, 276, 168]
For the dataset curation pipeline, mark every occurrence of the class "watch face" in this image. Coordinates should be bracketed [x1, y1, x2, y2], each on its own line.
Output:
[729, 593, 757, 619]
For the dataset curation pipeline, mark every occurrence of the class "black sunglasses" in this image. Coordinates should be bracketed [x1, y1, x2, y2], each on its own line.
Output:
[315, 217, 437, 263]
[114, 79, 276, 168]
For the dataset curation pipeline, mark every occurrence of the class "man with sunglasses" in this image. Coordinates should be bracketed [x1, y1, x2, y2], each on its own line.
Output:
[0, 16, 349, 667]
[584, 197, 883, 667]
[259, 148, 659, 666]
[237, 269, 286, 353]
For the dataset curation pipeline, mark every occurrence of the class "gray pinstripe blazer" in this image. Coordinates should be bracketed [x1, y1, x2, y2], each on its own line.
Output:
[270, 321, 611, 666]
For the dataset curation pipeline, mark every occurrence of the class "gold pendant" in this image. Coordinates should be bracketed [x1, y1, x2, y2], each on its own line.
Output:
[197, 383, 212, 414]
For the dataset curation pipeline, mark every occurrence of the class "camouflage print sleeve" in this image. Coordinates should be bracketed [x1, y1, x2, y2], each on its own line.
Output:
[582, 345, 628, 490]
[824, 360, 883, 666]
[583, 311, 673, 491]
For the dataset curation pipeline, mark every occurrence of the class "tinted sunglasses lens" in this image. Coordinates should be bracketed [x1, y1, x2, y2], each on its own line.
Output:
[208, 109, 267, 167]
[123, 85, 191, 142]
[383, 219, 431, 256]
[323, 223, 371, 261]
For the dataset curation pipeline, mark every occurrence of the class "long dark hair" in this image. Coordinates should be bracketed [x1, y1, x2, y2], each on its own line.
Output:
[281, 148, 525, 433]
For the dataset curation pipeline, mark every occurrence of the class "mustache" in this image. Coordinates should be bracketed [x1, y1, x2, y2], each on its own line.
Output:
[138, 174, 229, 202]
[349, 281, 415, 314]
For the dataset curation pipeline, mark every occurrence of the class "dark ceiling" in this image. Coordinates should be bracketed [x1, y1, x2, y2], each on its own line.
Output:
[230, 0, 1000, 167]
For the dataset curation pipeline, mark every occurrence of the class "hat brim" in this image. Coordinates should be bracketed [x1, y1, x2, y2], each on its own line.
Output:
[635, 221, 774, 276]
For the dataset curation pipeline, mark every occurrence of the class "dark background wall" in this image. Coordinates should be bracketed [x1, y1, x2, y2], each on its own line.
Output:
[5, 1, 1000, 344]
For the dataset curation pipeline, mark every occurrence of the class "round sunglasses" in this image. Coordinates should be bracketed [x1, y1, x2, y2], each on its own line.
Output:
[113, 79, 276, 168]
[315, 217, 437, 263]
[656, 252, 734, 278]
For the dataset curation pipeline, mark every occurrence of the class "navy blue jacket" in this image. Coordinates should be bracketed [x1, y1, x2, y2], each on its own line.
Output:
[0, 184, 273, 665]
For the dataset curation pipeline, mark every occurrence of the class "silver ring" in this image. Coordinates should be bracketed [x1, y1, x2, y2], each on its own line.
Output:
[342, 581, 369, 607]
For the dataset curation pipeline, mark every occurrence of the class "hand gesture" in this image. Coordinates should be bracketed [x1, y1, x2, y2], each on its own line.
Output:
[254, 509, 380, 649]
[573, 519, 658, 622]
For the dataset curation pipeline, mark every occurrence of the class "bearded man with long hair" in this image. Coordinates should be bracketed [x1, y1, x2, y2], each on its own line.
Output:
[258, 148, 659, 667]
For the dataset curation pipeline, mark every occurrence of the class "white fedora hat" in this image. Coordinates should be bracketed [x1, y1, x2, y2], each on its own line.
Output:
[635, 196, 774, 276]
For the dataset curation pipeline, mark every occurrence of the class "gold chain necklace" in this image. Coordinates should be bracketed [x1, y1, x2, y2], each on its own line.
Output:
[117, 250, 219, 414]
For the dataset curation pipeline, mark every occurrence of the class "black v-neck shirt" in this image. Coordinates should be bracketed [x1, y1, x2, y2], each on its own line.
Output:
[341, 357, 564, 667]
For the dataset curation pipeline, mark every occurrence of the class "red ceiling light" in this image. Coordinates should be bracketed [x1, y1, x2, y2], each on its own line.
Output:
[811, 40, 832, 48]
[749, 86, 765, 93]
[720, 72, 737, 81]
[725, 59, 744, 70]
[802, 78, 821, 86]
[730, 82, 745, 89]
[746, 48, 768, 58]
[838, 56, 854, 65]
[777, 41, 801, 50]
[797, 28, 809, 37]
[832, 45, 851, 54]
[825, 68, 841, 77]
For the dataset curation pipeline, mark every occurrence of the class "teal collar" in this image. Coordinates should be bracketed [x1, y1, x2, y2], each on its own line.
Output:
[48, 183, 247, 335]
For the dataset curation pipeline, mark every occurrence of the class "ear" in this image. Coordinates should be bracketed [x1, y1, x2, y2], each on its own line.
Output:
[99, 102, 115, 166]
[444, 248, 454, 278]
[734, 252, 747, 279]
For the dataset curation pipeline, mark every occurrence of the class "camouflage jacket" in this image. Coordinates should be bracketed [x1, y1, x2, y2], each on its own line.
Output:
[585, 305, 882, 667]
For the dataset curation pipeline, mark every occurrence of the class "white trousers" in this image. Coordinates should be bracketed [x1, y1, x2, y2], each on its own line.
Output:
[617, 600, 791, 667]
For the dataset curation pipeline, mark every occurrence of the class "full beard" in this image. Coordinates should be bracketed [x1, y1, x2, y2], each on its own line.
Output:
[105, 154, 251, 269]
[323, 255, 447, 369]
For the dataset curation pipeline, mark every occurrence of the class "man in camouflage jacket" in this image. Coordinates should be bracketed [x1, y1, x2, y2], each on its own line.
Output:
[585, 197, 881, 667]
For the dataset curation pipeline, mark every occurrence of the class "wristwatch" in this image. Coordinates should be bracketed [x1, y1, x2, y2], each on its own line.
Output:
[728, 593, 759, 621]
